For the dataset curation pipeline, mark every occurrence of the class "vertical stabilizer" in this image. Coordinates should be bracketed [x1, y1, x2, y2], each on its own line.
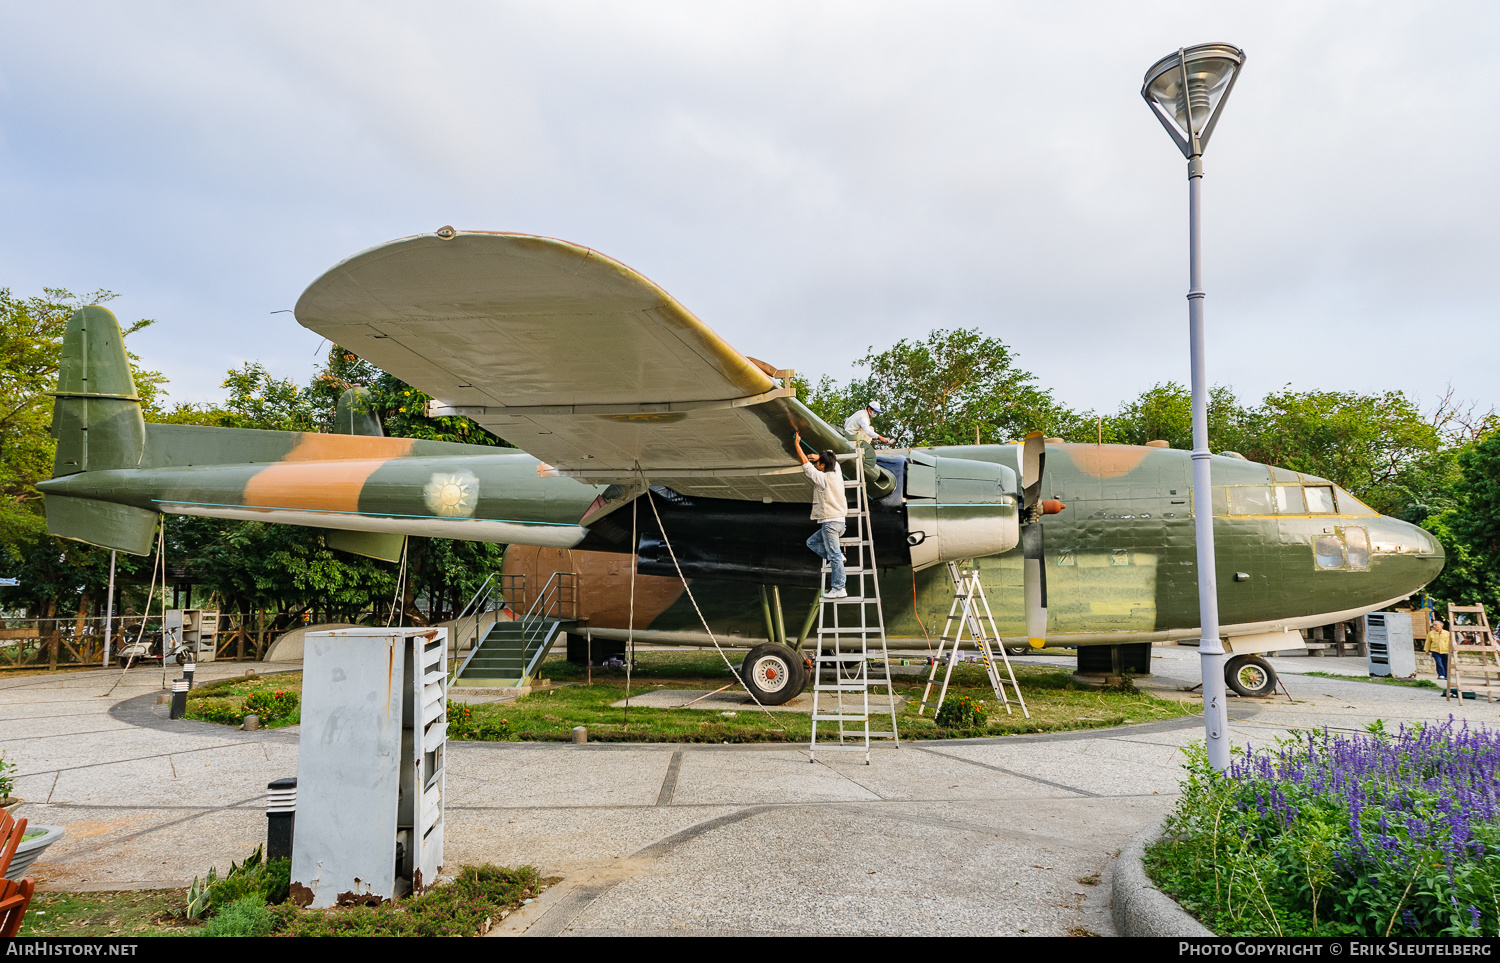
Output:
[50, 306, 145, 475]
[44, 306, 157, 555]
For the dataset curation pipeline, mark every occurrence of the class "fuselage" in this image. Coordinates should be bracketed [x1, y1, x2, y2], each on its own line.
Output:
[39, 423, 1443, 649]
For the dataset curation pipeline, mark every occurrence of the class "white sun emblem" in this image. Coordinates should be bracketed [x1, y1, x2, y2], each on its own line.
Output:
[423, 470, 480, 518]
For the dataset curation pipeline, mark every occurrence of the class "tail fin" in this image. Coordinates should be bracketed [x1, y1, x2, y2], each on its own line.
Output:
[45, 306, 157, 554]
[50, 306, 145, 475]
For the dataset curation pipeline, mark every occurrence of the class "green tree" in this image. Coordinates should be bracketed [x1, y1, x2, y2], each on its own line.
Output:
[157, 363, 315, 431]
[0, 289, 161, 618]
[1098, 382, 1250, 452]
[305, 346, 509, 446]
[823, 328, 1083, 447]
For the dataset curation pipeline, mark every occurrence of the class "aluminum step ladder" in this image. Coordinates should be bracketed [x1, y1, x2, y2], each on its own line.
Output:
[809, 451, 900, 764]
[918, 561, 1029, 721]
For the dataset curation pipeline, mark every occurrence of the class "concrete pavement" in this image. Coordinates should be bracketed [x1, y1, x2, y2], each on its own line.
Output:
[1, 646, 1493, 936]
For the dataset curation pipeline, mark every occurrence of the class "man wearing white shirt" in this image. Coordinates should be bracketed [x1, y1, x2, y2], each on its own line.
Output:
[843, 402, 892, 446]
[793, 432, 848, 599]
[844, 402, 890, 486]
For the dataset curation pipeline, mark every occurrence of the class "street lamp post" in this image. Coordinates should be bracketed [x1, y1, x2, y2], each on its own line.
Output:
[1141, 44, 1246, 772]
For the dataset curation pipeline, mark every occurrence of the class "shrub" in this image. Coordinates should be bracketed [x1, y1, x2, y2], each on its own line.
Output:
[187, 698, 246, 727]
[446, 700, 513, 741]
[1148, 719, 1500, 937]
[0, 754, 14, 798]
[186, 846, 290, 920]
[244, 689, 298, 723]
[935, 693, 987, 729]
[196, 895, 275, 937]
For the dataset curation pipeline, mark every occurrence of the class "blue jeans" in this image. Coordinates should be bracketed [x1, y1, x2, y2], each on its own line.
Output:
[807, 520, 847, 591]
[1433, 652, 1448, 681]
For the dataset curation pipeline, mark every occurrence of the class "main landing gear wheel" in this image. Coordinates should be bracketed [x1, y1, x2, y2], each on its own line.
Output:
[1224, 654, 1277, 698]
[1005, 644, 1029, 657]
[741, 643, 807, 706]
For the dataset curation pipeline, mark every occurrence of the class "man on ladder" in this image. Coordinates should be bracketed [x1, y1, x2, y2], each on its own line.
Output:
[843, 401, 891, 483]
[793, 432, 848, 599]
[794, 431, 901, 762]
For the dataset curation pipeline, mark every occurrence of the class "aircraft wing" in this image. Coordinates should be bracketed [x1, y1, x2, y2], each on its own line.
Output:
[294, 230, 855, 502]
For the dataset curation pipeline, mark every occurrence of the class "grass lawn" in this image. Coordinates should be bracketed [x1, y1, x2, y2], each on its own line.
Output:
[176, 651, 1193, 742]
[18, 866, 550, 937]
[477, 652, 1191, 741]
[19, 888, 192, 936]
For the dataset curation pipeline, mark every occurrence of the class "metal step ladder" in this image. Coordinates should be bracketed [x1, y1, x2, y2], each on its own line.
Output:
[809, 451, 900, 764]
[918, 561, 1029, 722]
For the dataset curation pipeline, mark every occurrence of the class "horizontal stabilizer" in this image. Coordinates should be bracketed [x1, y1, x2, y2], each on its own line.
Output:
[325, 529, 406, 563]
[45, 495, 157, 555]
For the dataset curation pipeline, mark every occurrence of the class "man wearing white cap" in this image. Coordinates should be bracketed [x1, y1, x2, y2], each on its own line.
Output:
[844, 402, 891, 481]
[844, 402, 891, 446]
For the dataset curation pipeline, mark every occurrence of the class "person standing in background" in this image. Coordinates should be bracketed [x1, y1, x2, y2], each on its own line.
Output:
[1426, 618, 1451, 691]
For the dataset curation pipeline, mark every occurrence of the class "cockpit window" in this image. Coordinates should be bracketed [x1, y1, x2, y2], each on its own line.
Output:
[1227, 486, 1274, 515]
[1335, 487, 1377, 516]
[1304, 486, 1335, 513]
[1274, 486, 1306, 514]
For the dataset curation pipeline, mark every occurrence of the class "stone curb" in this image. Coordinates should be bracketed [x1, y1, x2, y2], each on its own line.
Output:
[1111, 816, 1214, 938]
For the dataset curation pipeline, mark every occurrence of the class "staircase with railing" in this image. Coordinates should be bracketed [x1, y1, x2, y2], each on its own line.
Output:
[450, 572, 578, 688]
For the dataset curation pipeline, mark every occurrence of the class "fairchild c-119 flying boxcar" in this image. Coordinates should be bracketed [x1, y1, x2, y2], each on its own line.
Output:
[38, 230, 1444, 702]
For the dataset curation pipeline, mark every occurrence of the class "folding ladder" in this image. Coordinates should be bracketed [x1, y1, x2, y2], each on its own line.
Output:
[1447, 604, 1500, 703]
[918, 561, 1029, 721]
[809, 451, 900, 764]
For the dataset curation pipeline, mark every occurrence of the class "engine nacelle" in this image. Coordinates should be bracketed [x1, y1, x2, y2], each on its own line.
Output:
[903, 451, 1019, 570]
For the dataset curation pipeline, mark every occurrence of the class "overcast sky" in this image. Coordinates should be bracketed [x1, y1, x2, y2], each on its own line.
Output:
[2, 2, 1496, 423]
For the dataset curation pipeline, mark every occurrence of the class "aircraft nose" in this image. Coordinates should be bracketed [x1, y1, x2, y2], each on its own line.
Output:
[1375, 517, 1445, 592]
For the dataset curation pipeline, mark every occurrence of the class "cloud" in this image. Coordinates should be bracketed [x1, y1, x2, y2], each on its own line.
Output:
[0, 0, 1495, 418]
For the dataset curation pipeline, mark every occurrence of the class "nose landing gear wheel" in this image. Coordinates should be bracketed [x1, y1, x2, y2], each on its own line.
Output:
[1224, 654, 1277, 698]
[741, 643, 807, 706]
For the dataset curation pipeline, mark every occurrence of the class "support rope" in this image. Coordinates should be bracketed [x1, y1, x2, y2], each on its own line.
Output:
[639, 477, 777, 721]
[385, 540, 410, 627]
[105, 517, 167, 696]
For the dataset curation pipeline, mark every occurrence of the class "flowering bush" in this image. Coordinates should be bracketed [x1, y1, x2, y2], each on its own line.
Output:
[187, 688, 298, 727]
[446, 700, 513, 741]
[934, 693, 987, 730]
[245, 689, 298, 722]
[1148, 718, 1500, 937]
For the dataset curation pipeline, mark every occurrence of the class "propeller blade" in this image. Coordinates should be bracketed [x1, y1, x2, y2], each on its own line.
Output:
[1021, 431, 1046, 513]
[1023, 520, 1048, 649]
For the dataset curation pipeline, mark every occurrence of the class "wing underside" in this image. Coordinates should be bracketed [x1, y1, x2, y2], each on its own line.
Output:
[294, 231, 854, 501]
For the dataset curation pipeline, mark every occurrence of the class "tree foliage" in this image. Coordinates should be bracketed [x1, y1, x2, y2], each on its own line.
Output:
[802, 328, 1083, 447]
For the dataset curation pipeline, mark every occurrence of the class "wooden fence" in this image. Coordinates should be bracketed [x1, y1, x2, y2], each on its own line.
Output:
[0, 612, 279, 670]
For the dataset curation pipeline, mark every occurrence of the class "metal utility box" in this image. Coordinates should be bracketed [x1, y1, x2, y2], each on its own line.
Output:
[1366, 612, 1416, 678]
[290, 628, 447, 908]
[163, 608, 219, 662]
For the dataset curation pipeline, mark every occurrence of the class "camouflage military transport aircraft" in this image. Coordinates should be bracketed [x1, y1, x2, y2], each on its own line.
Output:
[39, 230, 1444, 704]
